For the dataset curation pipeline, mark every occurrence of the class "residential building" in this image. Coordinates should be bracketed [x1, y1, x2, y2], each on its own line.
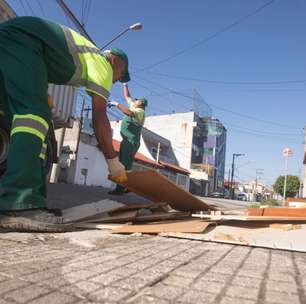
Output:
[0, 0, 16, 21]
[111, 119, 190, 190]
[144, 112, 227, 195]
[54, 118, 190, 190]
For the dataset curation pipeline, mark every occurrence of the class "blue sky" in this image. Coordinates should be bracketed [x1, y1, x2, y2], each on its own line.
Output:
[7, 0, 306, 186]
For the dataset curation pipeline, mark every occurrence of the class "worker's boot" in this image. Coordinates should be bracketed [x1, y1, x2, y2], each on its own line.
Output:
[0, 208, 74, 232]
[108, 185, 130, 195]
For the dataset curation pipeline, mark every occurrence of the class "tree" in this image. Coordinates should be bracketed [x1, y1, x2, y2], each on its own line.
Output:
[273, 175, 300, 198]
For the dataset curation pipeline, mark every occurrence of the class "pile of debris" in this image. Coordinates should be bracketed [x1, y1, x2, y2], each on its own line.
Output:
[62, 170, 306, 252]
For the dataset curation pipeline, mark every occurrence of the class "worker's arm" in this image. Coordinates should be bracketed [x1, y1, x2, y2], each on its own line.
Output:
[123, 83, 132, 104]
[92, 94, 116, 159]
[108, 100, 135, 118]
[91, 94, 126, 181]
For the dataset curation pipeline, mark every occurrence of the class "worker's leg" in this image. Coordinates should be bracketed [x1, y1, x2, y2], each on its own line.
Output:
[113, 138, 139, 194]
[0, 32, 51, 211]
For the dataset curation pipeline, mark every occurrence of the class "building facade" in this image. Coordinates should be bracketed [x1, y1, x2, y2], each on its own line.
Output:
[54, 118, 190, 190]
[144, 112, 227, 195]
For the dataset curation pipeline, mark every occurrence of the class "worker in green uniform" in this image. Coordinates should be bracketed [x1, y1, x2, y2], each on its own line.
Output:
[0, 16, 130, 231]
[108, 83, 147, 195]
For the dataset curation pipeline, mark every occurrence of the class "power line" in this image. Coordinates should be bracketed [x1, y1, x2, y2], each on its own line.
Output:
[24, 0, 36, 15]
[145, 71, 306, 86]
[134, 0, 275, 73]
[35, 0, 46, 17]
[135, 74, 301, 130]
[19, 0, 28, 14]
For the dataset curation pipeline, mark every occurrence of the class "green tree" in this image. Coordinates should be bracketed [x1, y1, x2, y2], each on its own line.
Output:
[273, 175, 300, 198]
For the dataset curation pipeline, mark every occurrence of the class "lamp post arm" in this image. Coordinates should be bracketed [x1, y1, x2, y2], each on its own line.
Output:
[99, 27, 130, 51]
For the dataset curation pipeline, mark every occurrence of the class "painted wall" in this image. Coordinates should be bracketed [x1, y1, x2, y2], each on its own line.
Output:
[73, 141, 114, 189]
[144, 112, 196, 170]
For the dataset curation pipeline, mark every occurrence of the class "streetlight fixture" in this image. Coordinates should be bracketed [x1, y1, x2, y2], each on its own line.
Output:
[230, 153, 245, 199]
[99, 22, 143, 51]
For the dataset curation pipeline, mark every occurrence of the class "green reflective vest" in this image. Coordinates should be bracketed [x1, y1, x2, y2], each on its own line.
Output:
[61, 26, 113, 100]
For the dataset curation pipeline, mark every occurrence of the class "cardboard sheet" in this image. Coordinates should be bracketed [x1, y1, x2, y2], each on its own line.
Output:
[111, 170, 215, 212]
[112, 219, 212, 234]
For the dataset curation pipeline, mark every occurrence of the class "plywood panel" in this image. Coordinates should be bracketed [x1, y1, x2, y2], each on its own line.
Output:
[112, 219, 212, 234]
[111, 170, 215, 212]
[248, 208, 306, 218]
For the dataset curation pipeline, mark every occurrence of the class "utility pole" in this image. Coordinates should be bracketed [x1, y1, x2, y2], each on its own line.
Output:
[156, 142, 161, 163]
[255, 169, 264, 202]
[56, 0, 95, 44]
[282, 147, 293, 205]
[230, 153, 244, 199]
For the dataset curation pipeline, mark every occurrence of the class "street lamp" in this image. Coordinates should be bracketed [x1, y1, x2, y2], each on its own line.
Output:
[230, 153, 245, 199]
[99, 23, 143, 51]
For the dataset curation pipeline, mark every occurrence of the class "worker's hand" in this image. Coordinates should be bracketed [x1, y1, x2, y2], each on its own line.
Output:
[107, 100, 119, 108]
[106, 157, 127, 183]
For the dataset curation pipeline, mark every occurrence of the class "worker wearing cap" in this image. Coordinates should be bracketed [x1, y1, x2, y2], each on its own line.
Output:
[108, 83, 147, 195]
[0, 16, 129, 231]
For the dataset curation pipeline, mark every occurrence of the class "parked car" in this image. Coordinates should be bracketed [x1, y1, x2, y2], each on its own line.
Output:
[208, 192, 225, 198]
[236, 193, 248, 201]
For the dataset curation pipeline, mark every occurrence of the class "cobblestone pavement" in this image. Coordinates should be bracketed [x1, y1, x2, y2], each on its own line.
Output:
[0, 230, 306, 304]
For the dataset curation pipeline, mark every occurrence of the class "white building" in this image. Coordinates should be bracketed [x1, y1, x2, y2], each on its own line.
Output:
[55, 118, 190, 190]
[144, 112, 226, 195]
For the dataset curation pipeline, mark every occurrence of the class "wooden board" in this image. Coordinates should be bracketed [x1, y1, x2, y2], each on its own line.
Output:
[112, 219, 212, 234]
[85, 210, 138, 223]
[109, 202, 169, 214]
[192, 213, 306, 222]
[74, 223, 123, 230]
[61, 199, 125, 223]
[135, 211, 191, 222]
[110, 170, 216, 212]
[248, 207, 306, 217]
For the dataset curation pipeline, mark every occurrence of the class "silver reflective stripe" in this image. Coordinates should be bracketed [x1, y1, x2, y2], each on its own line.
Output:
[87, 81, 110, 99]
[41, 144, 47, 155]
[77, 45, 101, 54]
[12, 118, 48, 138]
[61, 25, 83, 85]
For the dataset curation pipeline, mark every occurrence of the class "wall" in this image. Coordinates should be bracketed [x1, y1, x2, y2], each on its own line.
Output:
[73, 140, 114, 188]
[144, 112, 196, 170]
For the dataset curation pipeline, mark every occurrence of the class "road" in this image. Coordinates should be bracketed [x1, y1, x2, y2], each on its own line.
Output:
[197, 196, 253, 210]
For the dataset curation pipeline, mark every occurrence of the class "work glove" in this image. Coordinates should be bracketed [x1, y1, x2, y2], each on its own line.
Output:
[107, 100, 119, 108]
[106, 156, 127, 184]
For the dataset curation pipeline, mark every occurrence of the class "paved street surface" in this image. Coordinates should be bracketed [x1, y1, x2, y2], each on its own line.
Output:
[0, 184, 305, 303]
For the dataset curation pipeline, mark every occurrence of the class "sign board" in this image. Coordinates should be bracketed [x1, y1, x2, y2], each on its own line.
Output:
[282, 147, 293, 157]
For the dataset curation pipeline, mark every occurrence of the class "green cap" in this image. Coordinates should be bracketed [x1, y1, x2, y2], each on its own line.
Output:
[138, 98, 148, 108]
[110, 48, 130, 82]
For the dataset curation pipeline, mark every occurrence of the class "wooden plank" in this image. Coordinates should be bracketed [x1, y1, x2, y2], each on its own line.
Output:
[74, 223, 124, 230]
[248, 207, 306, 218]
[85, 210, 138, 223]
[112, 219, 212, 234]
[135, 211, 191, 222]
[109, 202, 169, 214]
[61, 199, 125, 223]
[110, 170, 216, 212]
[192, 213, 306, 222]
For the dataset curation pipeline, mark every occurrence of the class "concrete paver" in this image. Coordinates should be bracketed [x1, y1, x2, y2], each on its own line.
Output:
[0, 231, 305, 304]
[0, 184, 305, 303]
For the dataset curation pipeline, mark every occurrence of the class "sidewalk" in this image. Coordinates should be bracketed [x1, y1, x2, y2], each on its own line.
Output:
[0, 229, 305, 304]
[0, 184, 305, 303]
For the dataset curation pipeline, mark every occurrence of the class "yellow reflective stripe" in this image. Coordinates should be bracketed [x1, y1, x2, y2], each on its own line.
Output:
[39, 153, 45, 160]
[13, 114, 49, 130]
[11, 127, 45, 142]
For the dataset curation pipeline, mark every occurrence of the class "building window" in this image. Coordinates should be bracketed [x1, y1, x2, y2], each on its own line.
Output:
[177, 174, 187, 188]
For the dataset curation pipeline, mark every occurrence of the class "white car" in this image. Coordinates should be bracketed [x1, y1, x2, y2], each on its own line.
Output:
[237, 193, 247, 201]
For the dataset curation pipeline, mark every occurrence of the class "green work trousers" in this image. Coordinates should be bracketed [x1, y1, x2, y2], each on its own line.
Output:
[0, 17, 74, 211]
